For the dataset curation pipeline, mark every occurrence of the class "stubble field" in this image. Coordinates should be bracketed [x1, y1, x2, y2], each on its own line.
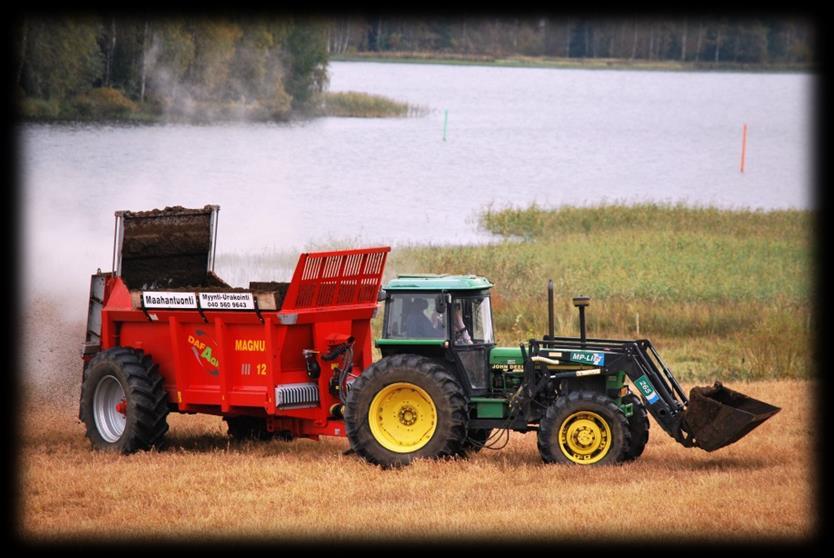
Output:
[18, 324, 815, 543]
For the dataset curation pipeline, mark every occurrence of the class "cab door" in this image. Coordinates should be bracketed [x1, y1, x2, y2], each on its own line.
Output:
[450, 294, 495, 395]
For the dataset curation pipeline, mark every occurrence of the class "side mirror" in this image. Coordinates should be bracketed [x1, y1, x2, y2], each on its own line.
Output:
[377, 289, 387, 302]
[434, 294, 446, 314]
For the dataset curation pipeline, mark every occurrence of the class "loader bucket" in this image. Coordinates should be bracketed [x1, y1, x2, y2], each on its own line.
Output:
[681, 381, 781, 452]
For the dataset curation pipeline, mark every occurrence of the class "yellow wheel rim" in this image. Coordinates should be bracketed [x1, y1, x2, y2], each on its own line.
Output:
[558, 410, 612, 464]
[368, 382, 437, 454]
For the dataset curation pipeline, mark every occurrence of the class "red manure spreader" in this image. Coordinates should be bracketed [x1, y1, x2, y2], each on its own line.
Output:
[80, 205, 387, 450]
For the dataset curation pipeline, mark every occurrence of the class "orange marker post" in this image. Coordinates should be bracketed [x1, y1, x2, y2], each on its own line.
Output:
[740, 123, 748, 173]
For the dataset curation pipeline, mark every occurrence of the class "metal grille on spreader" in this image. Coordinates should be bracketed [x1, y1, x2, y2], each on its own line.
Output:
[275, 383, 320, 409]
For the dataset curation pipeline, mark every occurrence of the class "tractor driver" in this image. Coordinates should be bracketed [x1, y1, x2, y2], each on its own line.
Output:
[404, 297, 444, 338]
[453, 302, 473, 345]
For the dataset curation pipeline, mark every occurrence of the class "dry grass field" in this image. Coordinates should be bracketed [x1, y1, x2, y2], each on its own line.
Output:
[18, 372, 816, 544]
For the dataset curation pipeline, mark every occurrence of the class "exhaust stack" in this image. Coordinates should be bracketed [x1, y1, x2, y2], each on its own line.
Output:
[572, 295, 590, 345]
[546, 279, 555, 339]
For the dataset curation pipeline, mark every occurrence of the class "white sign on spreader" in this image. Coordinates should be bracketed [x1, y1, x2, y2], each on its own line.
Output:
[199, 292, 255, 310]
[142, 291, 198, 309]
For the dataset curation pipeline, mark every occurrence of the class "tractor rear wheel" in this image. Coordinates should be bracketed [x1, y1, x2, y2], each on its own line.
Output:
[79, 347, 169, 454]
[622, 392, 650, 461]
[537, 390, 631, 465]
[344, 354, 468, 467]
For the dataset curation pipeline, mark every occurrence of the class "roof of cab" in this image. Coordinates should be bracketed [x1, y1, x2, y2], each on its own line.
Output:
[384, 274, 493, 291]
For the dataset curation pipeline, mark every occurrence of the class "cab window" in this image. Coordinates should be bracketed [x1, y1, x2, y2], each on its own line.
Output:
[452, 296, 494, 345]
[385, 294, 447, 339]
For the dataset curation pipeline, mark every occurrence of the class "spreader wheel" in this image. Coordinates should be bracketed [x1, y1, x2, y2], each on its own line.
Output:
[79, 347, 169, 454]
[622, 392, 650, 461]
[344, 354, 468, 467]
[537, 390, 631, 465]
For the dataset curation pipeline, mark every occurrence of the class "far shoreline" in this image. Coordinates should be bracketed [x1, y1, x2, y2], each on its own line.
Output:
[331, 51, 815, 74]
[17, 90, 422, 125]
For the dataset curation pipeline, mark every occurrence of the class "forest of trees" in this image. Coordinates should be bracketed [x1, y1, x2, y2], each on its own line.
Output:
[329, 16, 814, 65]
[14, 16, 814, 122]
[15, 16, 330, 121]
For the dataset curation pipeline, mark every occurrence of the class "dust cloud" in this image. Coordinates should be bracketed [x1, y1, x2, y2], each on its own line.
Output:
[20, 295, 86, 407]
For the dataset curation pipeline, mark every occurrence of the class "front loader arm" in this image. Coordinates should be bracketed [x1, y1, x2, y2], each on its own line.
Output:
[604, 345, 694, 447]
[525, 337, 694, 446]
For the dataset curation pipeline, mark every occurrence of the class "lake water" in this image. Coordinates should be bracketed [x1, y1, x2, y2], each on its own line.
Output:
[19, 61, 814, 314]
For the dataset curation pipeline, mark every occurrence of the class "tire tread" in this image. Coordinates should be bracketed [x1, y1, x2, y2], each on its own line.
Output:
[80, 346, 169, 453]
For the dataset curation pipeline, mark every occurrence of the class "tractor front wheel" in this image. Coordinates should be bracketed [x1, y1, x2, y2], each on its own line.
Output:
[622, 392, 650, 461]
[79, 347, 169, 454]
[344, 354, 468, 467]
[537, 390, 631, 465]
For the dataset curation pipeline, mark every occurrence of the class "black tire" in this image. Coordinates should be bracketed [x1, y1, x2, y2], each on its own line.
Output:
[622, 392, 650, 461]
[344, 354, 468, 467]
[537, 390, 631, 465]
[224, 416, 294, 442]
[79, 347, 169, 454]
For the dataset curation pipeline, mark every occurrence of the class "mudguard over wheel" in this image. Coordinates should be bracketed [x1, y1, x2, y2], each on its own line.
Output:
[344, 354, 468, 467]
[79, 346, 169, 454]
[622, 392, 650, 461]
[537, 390, 631, 465]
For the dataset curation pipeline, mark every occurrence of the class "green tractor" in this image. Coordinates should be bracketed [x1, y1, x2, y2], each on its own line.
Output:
[344, 274, 780, 467]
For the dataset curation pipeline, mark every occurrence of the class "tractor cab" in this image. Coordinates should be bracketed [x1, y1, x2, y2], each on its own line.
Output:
[377, 274, 495, 395]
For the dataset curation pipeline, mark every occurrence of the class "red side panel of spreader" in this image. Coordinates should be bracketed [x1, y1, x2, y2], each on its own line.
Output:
[93, 246, 391, 439]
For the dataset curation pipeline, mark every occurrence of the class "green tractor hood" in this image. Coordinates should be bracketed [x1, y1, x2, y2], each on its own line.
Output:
[489, 347, 524, 366]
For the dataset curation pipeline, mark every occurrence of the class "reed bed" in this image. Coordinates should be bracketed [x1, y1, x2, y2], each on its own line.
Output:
[317, 91, 426, 118]
[390, 204, 815, 382]
[211, 204, 814, 381]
